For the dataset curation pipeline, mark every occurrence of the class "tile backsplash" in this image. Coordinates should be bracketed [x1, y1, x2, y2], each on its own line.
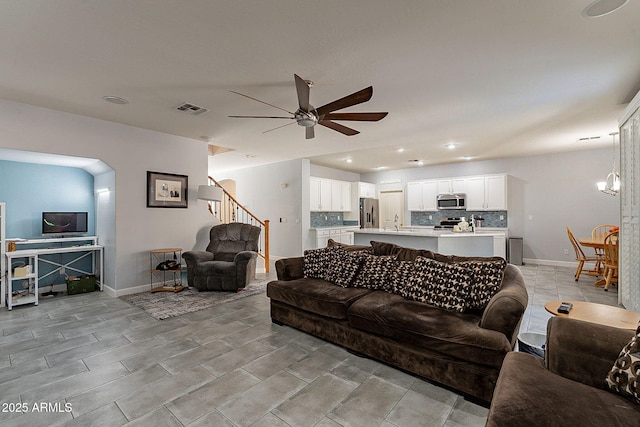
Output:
[411, 210, 508, 228]
[311, 212, 358, 228]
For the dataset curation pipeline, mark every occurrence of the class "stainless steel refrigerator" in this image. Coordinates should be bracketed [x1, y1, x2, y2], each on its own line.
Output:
[359, 198, 379, 228]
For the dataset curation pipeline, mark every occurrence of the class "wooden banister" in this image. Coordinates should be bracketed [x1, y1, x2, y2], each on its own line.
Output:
[206, 176, 270, 273]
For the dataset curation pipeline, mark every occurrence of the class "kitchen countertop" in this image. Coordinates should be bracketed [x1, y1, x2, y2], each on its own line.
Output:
[354, 228, 506, 238]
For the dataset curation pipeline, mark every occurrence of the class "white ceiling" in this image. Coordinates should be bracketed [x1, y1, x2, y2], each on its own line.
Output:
[1, 1, 639, 173]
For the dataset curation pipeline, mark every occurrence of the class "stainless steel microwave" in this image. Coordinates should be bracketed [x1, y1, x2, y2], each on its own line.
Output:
[436, 193, 466, 210]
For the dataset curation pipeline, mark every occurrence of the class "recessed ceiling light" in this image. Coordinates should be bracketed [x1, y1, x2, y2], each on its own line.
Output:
[346, 158, 353, 163]
[582, 0, 628, 17]
[460, 156, 474, 161]
[396, 148, 405, 153]
[408, 159, 424, 166]
[103, 96, 129, 105]
[374, 166, 387, 170]
[446, 143, 456, 150]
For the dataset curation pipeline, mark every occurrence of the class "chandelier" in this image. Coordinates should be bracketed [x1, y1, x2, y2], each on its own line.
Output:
[597, 132, 620, 196]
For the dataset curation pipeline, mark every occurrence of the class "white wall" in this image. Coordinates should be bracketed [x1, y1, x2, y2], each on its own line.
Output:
[212, 158, 308, 259]
[0, 99, 214, 295]
[361, 149, 620, 264]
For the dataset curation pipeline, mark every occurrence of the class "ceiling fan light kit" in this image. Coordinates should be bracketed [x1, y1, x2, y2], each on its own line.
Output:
[229, 74, 388, 139]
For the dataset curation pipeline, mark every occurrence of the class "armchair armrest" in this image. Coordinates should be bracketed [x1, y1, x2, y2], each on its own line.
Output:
[182, 250, 214, 264]
[545, 316, 634, 390]
[275, 257, 304, 281]
[234, 251, 258, 288]
[234, 250, 258, 264]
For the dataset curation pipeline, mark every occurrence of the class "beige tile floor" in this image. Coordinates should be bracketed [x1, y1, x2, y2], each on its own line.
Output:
[0, 264, 618, 426]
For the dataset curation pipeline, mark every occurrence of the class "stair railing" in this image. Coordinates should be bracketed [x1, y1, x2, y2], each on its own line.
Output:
[206, 176, 270, 273]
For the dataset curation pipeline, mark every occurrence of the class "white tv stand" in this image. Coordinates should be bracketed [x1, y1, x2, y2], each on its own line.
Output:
[4, 236, 103, 310]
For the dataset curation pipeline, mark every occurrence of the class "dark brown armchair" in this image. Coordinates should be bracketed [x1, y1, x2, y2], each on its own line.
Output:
[182, 223, 260, 291]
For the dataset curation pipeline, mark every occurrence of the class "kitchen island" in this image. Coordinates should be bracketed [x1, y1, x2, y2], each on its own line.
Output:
[354, 228, 507, 258]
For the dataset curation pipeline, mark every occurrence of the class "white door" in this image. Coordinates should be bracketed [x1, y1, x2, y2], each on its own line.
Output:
[380, 190, 404, 229]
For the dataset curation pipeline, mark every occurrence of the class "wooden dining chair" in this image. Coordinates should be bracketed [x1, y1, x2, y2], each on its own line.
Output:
[602, 232, 619, 291]
[567, 227, 600, 281]
[591, 224, 618, 242]
[590, 224, 615, 272]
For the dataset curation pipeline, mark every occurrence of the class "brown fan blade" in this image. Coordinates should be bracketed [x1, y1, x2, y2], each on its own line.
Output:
[306, 127, 315, 140]
[229, 115, 294, 119]
[262, 121, 297, 134]
[294, 74, 311, 112]
[316, 86, 373, 116]
[230, 90, 294, 115]
[318, 120, 360, 136]
[322, 112, 388, 122]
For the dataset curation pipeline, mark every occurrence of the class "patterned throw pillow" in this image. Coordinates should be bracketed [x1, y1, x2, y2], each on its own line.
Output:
[387, 260, 415, 295]
[605, 323, 640, 404]
[401, 257, 472, 313]
[352, 254, 396, 290]
[324, 249, 366, 287]
[457, 259, 507, 310]
[303, 247, 340, 279]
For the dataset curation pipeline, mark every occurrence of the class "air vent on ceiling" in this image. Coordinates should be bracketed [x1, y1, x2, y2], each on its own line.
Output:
[175, 102, 209, 115]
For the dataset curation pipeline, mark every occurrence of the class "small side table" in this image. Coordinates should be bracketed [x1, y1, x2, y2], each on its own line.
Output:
[544, 300, 640, 330]
[150, 248, 184, 293]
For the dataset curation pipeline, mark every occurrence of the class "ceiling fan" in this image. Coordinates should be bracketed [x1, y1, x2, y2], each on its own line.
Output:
[229, 74, 388, 139]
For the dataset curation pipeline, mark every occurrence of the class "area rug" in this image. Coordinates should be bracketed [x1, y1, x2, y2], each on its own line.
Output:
[120, 279, 268, 320]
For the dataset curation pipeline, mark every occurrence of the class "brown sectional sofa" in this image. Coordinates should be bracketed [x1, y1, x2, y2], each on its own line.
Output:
[266, 242, 528, 403]
[487, 316, 640, 426]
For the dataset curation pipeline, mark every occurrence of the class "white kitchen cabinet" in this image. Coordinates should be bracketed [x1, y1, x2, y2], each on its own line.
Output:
[437, 178, 466, 194]
[407, 180, 438, 211]
[313, 228, 356, 248]
[341, 181, 351, 212]
[359, 182, 376, 198]
[310, 177, 351, 212]
[465, 177, 486, 210]
[485, 175, 507, 210]
[465, 175, 507, 211]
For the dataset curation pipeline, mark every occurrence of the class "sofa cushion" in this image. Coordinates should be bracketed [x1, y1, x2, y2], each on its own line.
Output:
[347, 291, 510, 368]
[605, 322, 640, 404]
[387, 260, 415, 295]
[370, 240, 402, 256]
[324, 249, 367, 288]
[457, 258, 507, 310]
[303, 247, 340, 279]
[395, 247, 452, 263]
[401, 257, 472, 313]
[327, 238, 372, 252]
[487, 352, 640, 426]
[267, 278, 373, 320]
[352, 254, 396, 290]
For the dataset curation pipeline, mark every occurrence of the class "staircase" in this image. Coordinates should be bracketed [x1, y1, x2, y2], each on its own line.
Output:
[205, 176, 270, 273]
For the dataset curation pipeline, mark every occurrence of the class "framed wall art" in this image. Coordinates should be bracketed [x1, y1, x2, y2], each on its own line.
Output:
[146, 171, 188, 208]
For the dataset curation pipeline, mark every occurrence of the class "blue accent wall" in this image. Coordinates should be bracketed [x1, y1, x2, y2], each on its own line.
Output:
[0, 160, 95, 238]
[0, 160, 95, 287]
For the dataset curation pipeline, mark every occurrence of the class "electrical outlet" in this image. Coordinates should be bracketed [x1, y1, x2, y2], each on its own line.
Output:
[500, 215, 504, 221]
[428, 215, 432, 220]
[60, 266, 65, 275]
[564, 249, 569, 255]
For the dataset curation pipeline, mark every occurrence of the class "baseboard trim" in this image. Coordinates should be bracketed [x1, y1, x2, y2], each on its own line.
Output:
[522, 258, 577, 268]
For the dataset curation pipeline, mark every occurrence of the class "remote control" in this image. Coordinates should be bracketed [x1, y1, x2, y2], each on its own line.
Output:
[558, 302, 573, 314]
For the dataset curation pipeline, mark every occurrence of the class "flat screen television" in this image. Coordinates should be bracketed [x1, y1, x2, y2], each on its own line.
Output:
[42, 212, 88, 235]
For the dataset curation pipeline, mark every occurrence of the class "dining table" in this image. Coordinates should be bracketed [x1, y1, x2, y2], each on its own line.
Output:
[578, 237, 607, 286]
